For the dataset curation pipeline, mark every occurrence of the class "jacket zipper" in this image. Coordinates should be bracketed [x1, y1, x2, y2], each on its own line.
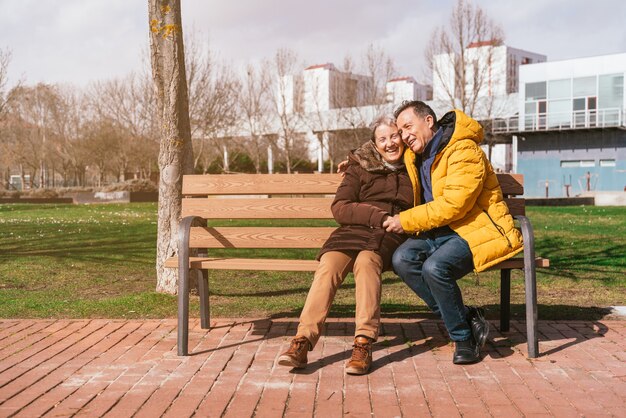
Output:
[482, 209, 512, 248]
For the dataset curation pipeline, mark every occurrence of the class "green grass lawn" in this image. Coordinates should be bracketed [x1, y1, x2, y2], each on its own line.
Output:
[0, 203, 624, 320]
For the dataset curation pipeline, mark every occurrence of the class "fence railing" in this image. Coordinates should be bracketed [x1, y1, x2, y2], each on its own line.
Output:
[491, 108, 625, 134]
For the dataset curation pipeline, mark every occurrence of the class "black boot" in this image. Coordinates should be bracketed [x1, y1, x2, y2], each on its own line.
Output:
[453, 339, 480, 364]
[466, 306, 489, 347]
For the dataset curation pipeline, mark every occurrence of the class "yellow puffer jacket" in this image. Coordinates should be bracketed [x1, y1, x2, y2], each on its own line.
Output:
[399, 110, 523, 272]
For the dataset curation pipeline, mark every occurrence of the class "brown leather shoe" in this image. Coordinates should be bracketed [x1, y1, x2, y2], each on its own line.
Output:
[278, 336, 310, 369]
[345, 336, 373, 375]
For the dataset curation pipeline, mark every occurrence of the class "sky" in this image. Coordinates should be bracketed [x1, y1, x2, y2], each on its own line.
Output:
[1, 0, 625, 88]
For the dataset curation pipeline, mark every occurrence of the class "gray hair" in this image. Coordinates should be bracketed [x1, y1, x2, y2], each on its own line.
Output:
[393, 100, 438, 128]
[370, 115, 396, 142]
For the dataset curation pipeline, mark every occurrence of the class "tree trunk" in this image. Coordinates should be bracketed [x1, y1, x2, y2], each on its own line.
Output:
[149, 0, 194, 294]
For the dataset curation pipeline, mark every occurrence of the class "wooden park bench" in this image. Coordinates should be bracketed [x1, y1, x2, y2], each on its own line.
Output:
[165, 173, 549, 357]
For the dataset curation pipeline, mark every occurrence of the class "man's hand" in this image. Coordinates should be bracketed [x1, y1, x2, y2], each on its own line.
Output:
[382, 214, 405, 234]
[336, 159, 349, 176]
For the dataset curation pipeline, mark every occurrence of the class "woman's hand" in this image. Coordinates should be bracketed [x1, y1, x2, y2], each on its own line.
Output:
[336, 159, 349, 176]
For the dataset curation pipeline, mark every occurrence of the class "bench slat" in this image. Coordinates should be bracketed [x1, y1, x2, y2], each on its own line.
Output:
[183, 173, 343, 196]
[165, 256, 549, 271]
[497, 173, 524, 196]
[182, 198, 335, 219]
[165, 257, 321, 271]
[505, 198, 525, 217]
[188, 227, 336, 248]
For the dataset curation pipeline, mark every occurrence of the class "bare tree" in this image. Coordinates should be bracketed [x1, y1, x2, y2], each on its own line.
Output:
[185, 34, 240, 172]
[238, 62, 272, 173]
[0, 48, 14, 188]
[271, 48, 305, 174]
[81, 118, 124, 186]
[426, 0, 504, 116]
[0, 48, 12, 118]
[149, 0, 194, 294]
[337, 44, 397, 149]
[3, 83, 64, 188]
[88, 73, 160, 179]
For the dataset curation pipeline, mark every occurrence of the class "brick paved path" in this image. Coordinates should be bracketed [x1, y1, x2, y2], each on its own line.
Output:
[0, 318, 624, 417]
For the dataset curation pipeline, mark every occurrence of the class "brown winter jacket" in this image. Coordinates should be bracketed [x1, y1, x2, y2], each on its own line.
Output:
[318, 141, 414, 270]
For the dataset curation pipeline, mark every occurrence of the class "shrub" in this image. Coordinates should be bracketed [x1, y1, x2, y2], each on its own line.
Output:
[101, 179, 158, 193]
[0, 190, 21, 198]
[23, 188, 59, 198]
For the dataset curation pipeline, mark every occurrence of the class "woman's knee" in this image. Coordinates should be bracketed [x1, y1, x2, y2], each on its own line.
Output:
[353, 251, 383, 277]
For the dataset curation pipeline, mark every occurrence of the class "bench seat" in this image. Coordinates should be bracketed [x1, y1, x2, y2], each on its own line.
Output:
[165, 256, 549, 271]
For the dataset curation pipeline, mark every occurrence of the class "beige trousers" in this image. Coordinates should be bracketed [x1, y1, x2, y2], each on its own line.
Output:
[296, 250, 383, 349]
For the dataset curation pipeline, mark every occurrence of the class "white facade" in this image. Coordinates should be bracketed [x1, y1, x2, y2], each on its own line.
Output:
[386, 77, 431, 103]
[519, 53, 626, 131]
[277, 73, 304, 115]
[433, 43, 546, 102]
[296, 63, 374, 114]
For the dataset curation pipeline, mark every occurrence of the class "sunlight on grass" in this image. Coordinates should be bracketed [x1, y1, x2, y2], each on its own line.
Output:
[0, 203, 624, 319]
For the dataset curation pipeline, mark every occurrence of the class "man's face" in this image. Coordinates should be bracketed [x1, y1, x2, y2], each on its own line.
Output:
[396, 108, 435, 155]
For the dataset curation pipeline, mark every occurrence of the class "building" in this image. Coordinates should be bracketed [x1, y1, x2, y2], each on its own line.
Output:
[433, 42, 546, 102]
[495, 53, 626, 197]
[386, 77, 431, 103]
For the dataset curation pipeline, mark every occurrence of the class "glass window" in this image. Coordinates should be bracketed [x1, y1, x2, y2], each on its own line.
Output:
[598, 73, 624, 109]
[600, 159, 616, 167]
[573, 76, 596, 97]
[548, 79, 571, 99]
[548, 99, 571, 127]
[525, 102, 536, 114]
[573, 98, 586, 111]
[561, 160, 579, 168]
[538, 101, 546, 113]
[580, 160, 595, 167]
[525, 82, 546, 100]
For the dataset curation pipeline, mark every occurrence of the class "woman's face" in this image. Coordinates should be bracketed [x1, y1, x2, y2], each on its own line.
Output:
[373, 123, 404, 163]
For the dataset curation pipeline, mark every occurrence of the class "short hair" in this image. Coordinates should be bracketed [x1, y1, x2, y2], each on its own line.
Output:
[393, 100, 437, 126]
[369, 115, 396, 142]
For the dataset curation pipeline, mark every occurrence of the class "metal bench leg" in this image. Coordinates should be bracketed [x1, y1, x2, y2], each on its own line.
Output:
[516, 215, 539, 358]
[177, 266, 190, 356]
[500, 269, 511, 332]
[198, 269, 210, 329]
[523, 250, 539, 358]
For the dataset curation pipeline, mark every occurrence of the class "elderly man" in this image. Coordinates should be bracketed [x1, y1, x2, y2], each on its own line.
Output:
[383, 101, 523, 364]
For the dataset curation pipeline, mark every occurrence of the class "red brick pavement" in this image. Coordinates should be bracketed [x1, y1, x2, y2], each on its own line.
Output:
[0, 318, 624, 417]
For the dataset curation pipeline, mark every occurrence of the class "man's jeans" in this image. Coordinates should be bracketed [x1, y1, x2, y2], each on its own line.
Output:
[392, 228, 474, 341]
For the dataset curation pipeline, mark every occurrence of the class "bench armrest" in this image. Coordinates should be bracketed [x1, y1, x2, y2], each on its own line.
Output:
[178, 216, 207, 269]
[514, 215, 535, 262]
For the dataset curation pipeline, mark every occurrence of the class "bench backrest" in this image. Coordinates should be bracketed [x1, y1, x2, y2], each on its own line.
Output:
[181, 173, 525, 250]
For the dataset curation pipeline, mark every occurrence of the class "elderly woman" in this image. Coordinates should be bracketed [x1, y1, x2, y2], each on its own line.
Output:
[278, 116, 414, 375]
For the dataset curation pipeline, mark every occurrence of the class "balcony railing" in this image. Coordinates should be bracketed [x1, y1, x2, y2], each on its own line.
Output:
[491, 108, 626, 134]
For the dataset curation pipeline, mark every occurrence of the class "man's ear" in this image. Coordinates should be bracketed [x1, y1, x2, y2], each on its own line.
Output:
[425, 115, 435, 129]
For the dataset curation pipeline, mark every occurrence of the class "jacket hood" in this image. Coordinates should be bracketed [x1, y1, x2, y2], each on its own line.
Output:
[349, 140, 403, 173]
[439, 109, 484, 148]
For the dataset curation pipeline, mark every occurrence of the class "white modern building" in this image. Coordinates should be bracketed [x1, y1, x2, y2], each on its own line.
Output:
[494, 53, 626, 197]
[386, 76, 431, 103]
[433, 41, 546, 101]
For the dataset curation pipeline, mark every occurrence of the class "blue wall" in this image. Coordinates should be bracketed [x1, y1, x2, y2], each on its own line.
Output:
[517, 130, 626, 197]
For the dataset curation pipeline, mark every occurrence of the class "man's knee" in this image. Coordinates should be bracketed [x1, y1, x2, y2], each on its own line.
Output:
[422, 258, 448, 283]
[391, 245, 411, 276]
